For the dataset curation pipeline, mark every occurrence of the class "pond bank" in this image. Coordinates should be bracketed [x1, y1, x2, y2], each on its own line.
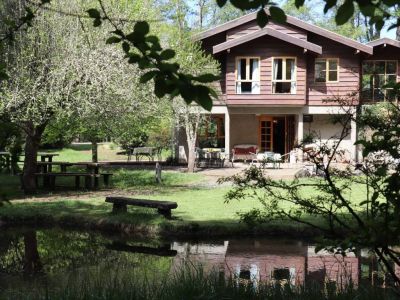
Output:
[0, 208, 323, 240]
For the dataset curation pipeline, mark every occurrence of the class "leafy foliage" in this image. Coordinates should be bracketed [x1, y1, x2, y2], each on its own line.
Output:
[86, 5, 220, 111]
[221, 0, 399, 32]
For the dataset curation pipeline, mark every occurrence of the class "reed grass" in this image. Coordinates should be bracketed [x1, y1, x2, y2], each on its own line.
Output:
[1, 263, 398, 300]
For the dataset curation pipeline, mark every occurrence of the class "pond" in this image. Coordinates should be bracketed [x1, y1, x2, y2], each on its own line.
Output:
[0, 227, 396, 299]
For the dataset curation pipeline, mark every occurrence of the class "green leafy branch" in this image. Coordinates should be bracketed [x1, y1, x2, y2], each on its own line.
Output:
[218, 0, 399, 31]
[86, 1, 220, 111]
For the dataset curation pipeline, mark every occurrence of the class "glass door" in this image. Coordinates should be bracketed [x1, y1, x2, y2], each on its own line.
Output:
[259, 117, 273, 152]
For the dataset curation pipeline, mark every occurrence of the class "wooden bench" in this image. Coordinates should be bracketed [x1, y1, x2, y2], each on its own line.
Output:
[105, 196, 177, 218]
[117, 149, 133, 161]
[21, 172, 113, 190]
[106, 242, 177, 257]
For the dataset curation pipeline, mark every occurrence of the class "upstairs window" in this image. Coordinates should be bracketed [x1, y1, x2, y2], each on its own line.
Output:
[272, 58, 296, 94]
[362, 61, 397, 101]
[236, 57, 260, 94]
[315, 58, 339, 83]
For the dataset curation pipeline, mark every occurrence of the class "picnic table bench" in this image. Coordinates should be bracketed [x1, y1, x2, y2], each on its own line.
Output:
[27, 172, 113, 190]
[105, 196, 177, 219]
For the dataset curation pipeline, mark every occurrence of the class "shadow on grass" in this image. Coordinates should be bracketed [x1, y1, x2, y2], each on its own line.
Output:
[1, 199, 164, 226]
[39, 144, 93, 153]
[66, 144, 93, 151]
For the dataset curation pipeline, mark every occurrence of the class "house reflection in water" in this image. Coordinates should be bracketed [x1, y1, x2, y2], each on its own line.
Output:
[171, 239, 360, 287]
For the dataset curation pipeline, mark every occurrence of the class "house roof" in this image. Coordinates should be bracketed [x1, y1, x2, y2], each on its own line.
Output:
[213, 27, 322, 54]
[367, 38, 400, 48]
[195, 10, 373, 55]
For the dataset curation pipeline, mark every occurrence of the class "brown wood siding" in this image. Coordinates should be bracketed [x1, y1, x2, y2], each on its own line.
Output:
[225, 36, 306, 106]
[226, 20, 307, 41]
[307, 35, 360, 106]
[211, 55, 226, 97]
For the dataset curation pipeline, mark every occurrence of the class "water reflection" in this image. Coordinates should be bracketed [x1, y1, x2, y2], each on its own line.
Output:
[172, 239, 363, 288]
[0, 228, 397, 291]
[22, 231, 43, 274]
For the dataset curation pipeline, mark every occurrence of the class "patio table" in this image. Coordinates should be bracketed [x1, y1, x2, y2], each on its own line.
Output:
[256, 152, 282, 169]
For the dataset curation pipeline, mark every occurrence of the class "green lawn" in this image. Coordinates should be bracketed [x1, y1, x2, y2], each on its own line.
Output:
[0, 169, 259, 229]
[0, 167, 368, 238]
[0, 143, 370, 239]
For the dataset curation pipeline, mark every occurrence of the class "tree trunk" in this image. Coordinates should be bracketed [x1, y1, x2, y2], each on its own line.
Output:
[23, 231, 43, 274]
[187, 137, 196, 173]
[22, 122, 46, 194]
[185, 113, 200, 173]
[91, 141, 98, 163]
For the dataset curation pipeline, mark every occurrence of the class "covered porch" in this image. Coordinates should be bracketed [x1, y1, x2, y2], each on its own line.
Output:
[204, 105, 358, 164]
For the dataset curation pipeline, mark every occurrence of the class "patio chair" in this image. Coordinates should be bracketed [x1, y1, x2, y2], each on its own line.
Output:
[253, 152, 287, 169]
[195, 148, 225, 168]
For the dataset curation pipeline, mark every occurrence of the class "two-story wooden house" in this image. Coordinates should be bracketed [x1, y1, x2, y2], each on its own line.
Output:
[178, 11, 400, 163]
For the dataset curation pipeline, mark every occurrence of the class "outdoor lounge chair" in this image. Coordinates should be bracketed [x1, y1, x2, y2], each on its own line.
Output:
[231, 144, 258, 163]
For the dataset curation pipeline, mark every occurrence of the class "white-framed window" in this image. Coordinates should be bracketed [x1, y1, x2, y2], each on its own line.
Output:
[315, 58, 339, 83]
[236, 57, 260, 94]
[362, 60, 398, 101]
[272, 57, 296, 94]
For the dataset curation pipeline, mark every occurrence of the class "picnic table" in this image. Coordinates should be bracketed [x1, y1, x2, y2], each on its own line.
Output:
[0, 151, 11, 173]
[37, 153, 59, 163]
[1, 152, 59, 174]
[36, 161, 71, 173]
[35, 161, 112, 189]
[63, 162, 110, 188]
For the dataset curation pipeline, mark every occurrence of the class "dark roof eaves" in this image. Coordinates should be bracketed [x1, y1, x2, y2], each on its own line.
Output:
[367, 38, 400, 48]
[195, 11, 373, 55]
[213, 27, 322, 54]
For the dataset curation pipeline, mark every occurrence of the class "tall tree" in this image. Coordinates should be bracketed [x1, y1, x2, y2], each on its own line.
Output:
[163, 0, 219, 172]
[282, 0, 378, 42]
[0, 2, 82, 193]
[0, 0, 167, 191]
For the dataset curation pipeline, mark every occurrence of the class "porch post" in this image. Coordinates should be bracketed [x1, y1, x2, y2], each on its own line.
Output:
[224, 111, 230, 159]
[297, 113, 304, 162]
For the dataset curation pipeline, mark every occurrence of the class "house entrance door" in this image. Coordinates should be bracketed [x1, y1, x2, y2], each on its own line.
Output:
[259, 116, 273, 152]
[259, 115, 296, 154]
